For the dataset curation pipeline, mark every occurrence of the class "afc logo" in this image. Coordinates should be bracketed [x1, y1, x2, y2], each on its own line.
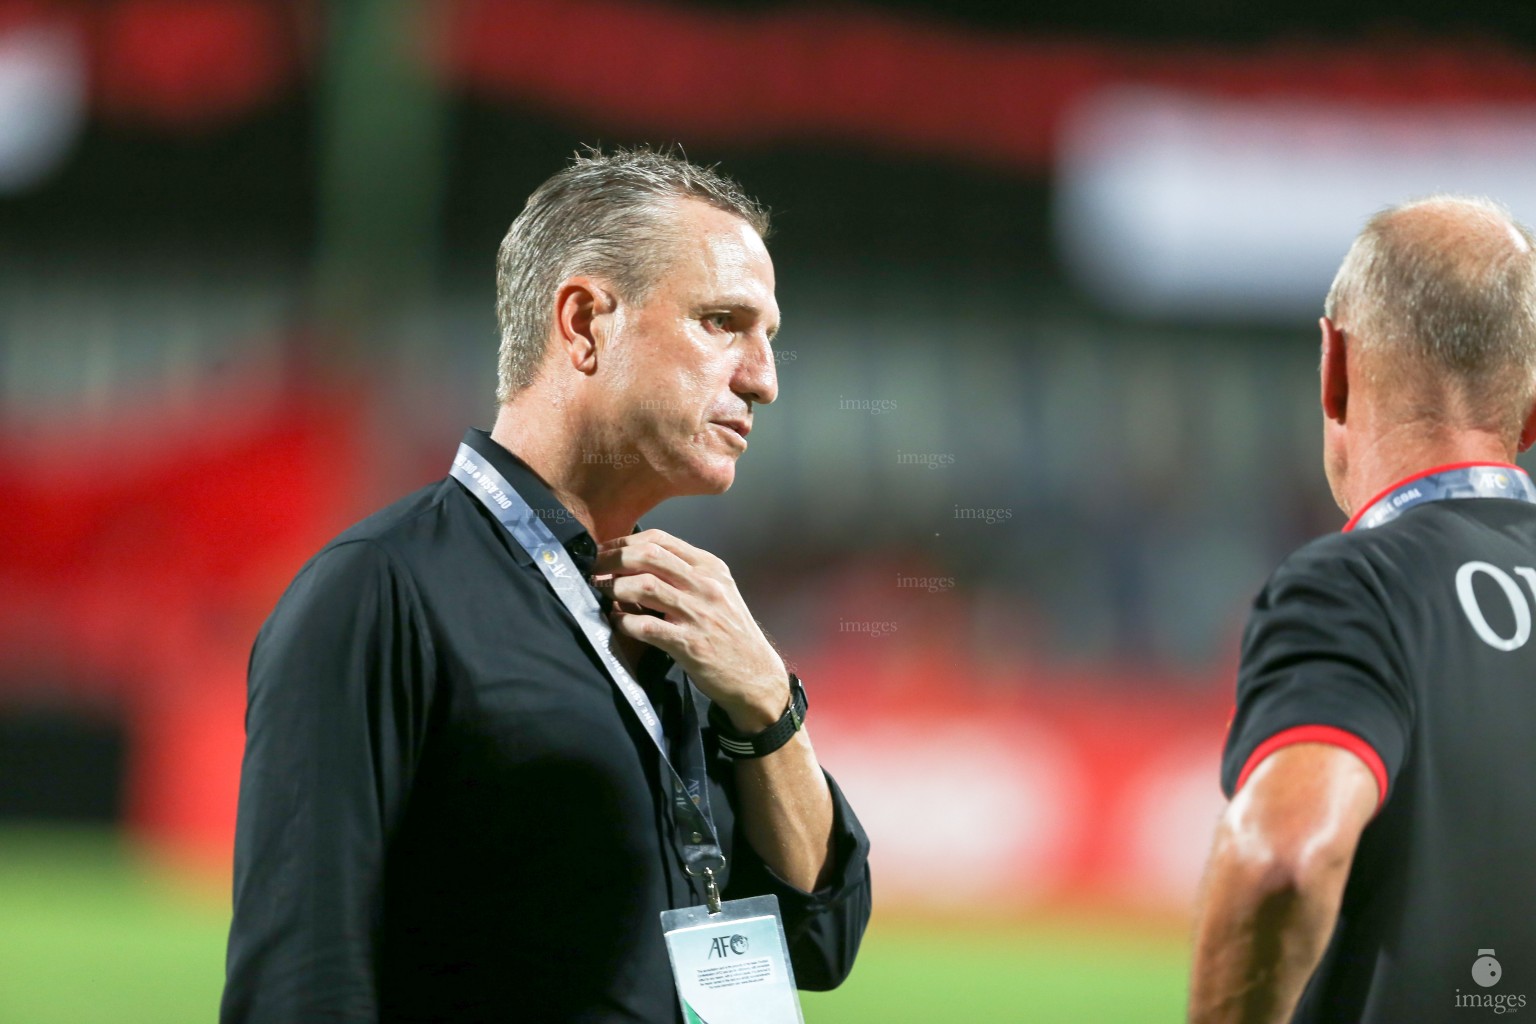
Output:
[708, 934, 750, 959]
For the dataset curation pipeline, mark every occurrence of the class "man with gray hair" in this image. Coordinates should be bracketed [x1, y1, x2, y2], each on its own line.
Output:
[222, 147, 871, 1023]
[1188, 196, 1536, 1022]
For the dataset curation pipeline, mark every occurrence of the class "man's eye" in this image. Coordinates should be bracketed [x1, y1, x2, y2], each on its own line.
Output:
[704, 313, 731, 331]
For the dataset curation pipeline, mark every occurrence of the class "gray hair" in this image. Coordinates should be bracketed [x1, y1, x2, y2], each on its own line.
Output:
[494, 146, 771, 403]
[1324, 195, 1536, 435]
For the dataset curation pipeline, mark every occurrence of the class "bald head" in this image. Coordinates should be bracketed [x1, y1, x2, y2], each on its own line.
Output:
[1324, 196, 1536, 443]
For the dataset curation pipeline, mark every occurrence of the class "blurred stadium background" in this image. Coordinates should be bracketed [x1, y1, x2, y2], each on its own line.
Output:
[2, 0, 1534, 1020]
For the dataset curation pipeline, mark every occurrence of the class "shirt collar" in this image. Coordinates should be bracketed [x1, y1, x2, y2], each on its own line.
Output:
[460, 428, 599, 572]
[459, 428, 677, 681]
[1342, 460, 1529, 532]
[459, 429, 680, 683]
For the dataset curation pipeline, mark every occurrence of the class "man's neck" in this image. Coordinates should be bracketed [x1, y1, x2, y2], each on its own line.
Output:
[1342, 422, 1517, 519]
[490, 402, 663, 544]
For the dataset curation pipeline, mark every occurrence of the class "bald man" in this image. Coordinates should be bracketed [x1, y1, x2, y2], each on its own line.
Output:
[1189, 197, 1536, 1023]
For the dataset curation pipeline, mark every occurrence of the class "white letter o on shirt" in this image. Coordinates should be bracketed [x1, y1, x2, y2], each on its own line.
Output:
[1456, 561, 1531, 651]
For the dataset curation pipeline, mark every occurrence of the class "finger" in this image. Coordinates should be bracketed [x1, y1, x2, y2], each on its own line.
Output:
[591, 538, 695, 587]
[609, 573, 687, 617]
[592, 574, 656, 616]
[599, 529, 720, 573]
[596, 528, 672, 552]
[610, 609, 683, 651]
[589, 575, 648, 614]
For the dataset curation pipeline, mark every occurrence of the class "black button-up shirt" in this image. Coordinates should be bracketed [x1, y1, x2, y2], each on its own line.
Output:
[221, 429, 872, 1023]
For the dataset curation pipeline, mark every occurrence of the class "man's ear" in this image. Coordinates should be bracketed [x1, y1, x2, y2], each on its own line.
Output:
[1518, 386, 1536, 452]
[552, 277, 616, 375]
[1320, 316, 1349, 425]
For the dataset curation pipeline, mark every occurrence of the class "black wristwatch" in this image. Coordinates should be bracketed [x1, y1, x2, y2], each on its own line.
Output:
[709, 673, 808, 759]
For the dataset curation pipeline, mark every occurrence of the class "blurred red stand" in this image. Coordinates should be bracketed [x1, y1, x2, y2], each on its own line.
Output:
[0, 383, 361, 865]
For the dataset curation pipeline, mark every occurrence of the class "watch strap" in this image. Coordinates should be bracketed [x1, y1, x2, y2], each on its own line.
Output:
[709, 674, 808, 759]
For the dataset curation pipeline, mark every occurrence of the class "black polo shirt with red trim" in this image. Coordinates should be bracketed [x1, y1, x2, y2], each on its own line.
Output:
[1221, 463, 1536, 1022]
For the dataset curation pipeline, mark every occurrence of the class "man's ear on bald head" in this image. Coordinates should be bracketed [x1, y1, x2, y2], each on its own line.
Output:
[1321, 315, 1350, 425]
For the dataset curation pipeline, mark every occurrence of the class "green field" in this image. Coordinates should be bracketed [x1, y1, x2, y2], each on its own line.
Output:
[0, 827, 1188, 1022]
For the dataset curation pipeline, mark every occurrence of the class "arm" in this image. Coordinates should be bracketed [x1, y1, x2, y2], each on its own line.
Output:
[727, 710, 837, 891]
[597, 529, 834, 890]
[221, 541, 433, 1024]
[1188, 743, 1379, 1024]
[722, 767, 872, 990]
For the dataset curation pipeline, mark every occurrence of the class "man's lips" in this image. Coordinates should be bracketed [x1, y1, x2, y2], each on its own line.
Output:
[712, 420, 751, 441]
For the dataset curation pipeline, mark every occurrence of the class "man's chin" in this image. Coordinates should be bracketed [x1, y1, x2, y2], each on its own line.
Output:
[670, 458, 737, 496]
[693, 464, 737, 495]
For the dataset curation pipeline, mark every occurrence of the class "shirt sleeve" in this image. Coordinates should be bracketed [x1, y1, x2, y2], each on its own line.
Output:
[722, 770, 872, 991]
[221, 540, 436, 1024]
[1221, 540, 1414, 811]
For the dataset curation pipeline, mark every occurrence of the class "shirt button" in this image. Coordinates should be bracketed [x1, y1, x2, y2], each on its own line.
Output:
[690, 832, 704, 844]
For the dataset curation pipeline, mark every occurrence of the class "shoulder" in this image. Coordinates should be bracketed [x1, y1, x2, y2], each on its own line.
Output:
[280, 480, 464, 606]
[1239, 531, 1404, 665]
[1274, 501, 1536, 588]
[1260, 530, 1385, 606]
[312, 478, 476, 570]
[326, 479, 458, 552]
[1264, 508, 1469, 598]
[1249, 506, 1517, 647]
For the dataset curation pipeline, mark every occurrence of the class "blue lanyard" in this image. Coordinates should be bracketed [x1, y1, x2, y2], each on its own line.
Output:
[449, 441, 726, 884]
[1351, 464, 1536, 531]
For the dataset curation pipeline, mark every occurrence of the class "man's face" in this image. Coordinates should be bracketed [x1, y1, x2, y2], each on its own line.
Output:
[593, 200, 780, 495]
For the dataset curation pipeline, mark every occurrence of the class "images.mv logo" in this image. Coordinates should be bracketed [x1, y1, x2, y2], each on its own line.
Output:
[1457, 949, 1527, 1014]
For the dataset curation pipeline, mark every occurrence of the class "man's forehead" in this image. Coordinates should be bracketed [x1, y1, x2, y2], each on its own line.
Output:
[679, 212, 774, 292]
[702, 228, 773, 283]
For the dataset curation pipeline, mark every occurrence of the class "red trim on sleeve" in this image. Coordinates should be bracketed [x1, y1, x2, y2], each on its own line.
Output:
[1235, 724, 1390, 812]
[1342, 461, 1521, 532]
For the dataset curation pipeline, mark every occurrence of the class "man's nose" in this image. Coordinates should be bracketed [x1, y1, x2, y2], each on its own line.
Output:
[734, 331, 779, 406]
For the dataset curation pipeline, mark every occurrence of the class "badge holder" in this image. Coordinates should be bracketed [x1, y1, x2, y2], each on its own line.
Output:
[660, 868, 805, 1024]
